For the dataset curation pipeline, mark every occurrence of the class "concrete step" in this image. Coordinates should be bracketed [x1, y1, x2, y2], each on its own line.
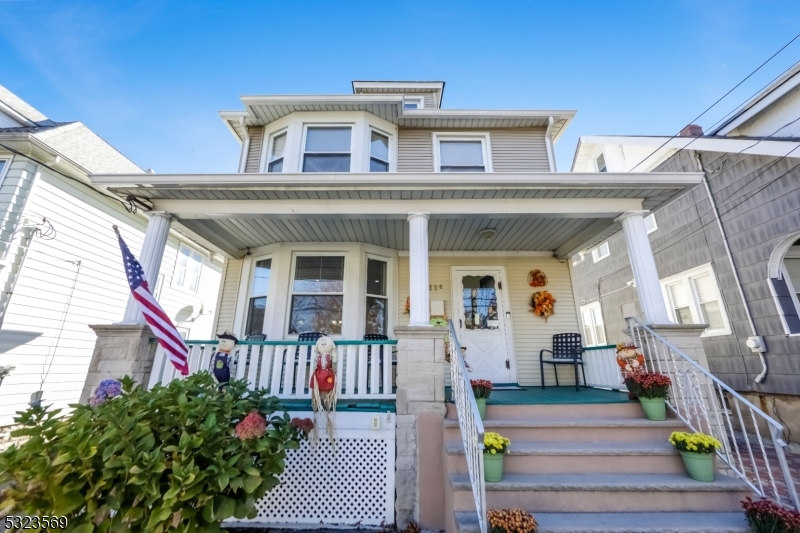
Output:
[444, 416, 686, 442]
[454, 511, 750, 533]
[445, 401, 645, 419]
[450, 473, 750, 513]
[444, 440, 686, 474]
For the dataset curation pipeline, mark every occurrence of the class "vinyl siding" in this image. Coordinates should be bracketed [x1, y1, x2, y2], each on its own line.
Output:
[0, 169, 222, 425]
[397, 255, 580, 386]
[397, 128, 550, 173]
[244, 126, 264, 173]
[214, 258, 244, 334]
[423, 94, 436, 109]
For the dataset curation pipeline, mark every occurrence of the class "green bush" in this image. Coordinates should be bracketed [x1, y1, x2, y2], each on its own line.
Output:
[0, 373, 308, 532]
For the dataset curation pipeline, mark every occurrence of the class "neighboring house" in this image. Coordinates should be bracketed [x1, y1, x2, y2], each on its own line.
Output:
[571, 61, 800, 444]
[0, 84, 223, 426]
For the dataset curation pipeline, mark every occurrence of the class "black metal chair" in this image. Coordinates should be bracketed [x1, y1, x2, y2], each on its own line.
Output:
[540, 333, 587, 391]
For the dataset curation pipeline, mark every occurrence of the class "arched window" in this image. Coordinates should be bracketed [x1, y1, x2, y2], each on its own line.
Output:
[768, 234, 800, 335]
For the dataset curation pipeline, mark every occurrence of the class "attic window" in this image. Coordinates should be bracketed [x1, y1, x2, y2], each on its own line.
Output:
[595, 153, 607, 172]
[404, 97, 423, 109]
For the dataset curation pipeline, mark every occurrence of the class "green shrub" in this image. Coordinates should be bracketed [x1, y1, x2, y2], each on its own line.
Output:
[0, 373, 308, 532]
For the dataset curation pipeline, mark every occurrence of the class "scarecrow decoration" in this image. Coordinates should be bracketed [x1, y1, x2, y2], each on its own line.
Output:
[616, 342, 646, 400]
[212, 332, 239, 387]
[310, 336, 338, 443]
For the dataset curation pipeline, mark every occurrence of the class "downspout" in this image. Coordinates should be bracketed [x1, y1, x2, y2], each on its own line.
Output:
[545, 116, 557, 172]
[694, 151, 767, 383]
[237, 117, 251, 173]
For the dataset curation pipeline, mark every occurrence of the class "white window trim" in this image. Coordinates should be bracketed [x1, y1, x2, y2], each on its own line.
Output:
[403, 96, 424, 109]
[171, 244, 205, 294]
[265, 129, 288, 173]
[365, 254, 391, 335]
[300, 123, 355, 173]
[592, 242, 610, 263]
[580, 301, 606, 347]
[368, 127, 392, 173]
[285, 251, 348, 337]
[659, 263, 732, 337]
[0, 156, 12, 189]
[432, 132, 493, 173]
[781, 251, 800, 333]
[645, 213, 658, 234]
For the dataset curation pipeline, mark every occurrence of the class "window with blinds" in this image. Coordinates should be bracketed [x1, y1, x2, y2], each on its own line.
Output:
[660, 264, 731, 336]
[692, 274, 725, 330]
[668, 282, 694, 324]
[289, 256, 345, 335]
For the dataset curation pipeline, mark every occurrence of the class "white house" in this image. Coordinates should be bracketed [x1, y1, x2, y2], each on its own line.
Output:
[0, 84, 223, 427]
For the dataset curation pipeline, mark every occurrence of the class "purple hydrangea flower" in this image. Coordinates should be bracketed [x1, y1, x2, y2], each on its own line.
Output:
[90, 379, 122, 406]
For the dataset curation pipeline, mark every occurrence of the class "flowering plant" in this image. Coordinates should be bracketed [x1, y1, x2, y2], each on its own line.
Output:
[669, 431, 721, 454]
[484, 431, 511, 455]
[291, 417, 314, 435]
[471, 379, 493, 399]
[625, 372, 671, 399]
[529, 291, 555, 321]
[89, 379, 122, 406]
[742, 497, 800, 533]
[488, 508, 538, 533]
[236, 411, 267, 440]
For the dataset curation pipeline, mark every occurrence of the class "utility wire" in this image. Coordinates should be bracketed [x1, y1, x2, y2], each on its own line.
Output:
[630, 31, 800, 172]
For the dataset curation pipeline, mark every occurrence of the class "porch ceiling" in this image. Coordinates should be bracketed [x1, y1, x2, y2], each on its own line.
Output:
[89, 171, 702, 259]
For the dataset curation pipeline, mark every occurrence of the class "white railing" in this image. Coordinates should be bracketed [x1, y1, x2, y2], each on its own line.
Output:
[448, 320, 487, 533]
[627, 318, 799, 510]
[583, 344, 628, 391]
[148, 339, 397, 399]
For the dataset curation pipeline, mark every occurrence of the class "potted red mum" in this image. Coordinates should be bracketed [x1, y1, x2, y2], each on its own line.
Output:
[625, 372, 671, 421]
[470, 379, 493, 420]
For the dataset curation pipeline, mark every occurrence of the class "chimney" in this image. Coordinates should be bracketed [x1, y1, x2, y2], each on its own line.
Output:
[678, 124, 703, 137]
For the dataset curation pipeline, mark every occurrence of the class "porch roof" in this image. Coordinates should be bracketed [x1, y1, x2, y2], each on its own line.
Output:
[89, 171, 702, 259]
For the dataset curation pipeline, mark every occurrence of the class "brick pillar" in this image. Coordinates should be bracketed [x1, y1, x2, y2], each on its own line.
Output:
[394, 325, 447, 529]
[80, 324, 157, 403]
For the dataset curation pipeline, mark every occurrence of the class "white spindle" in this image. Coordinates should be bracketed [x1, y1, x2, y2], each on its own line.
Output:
[259, 345, 274, 391]
[336, 346, 345, 394]
[383, 346, 392, 395]
[247, 346, 260, 389]
[198, 343, 213, 374]
[370, 345, 380, 395]
[283, 347, 296, 396]
[295, 345, 309, 396]
[235, 346, 248, 380]
[271, 348, 284, 395]
[345, 345, 357, 396]
[357, 345, 368, 395]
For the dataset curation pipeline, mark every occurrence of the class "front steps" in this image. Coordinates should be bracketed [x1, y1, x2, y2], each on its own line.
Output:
[442, 401, 751, 533]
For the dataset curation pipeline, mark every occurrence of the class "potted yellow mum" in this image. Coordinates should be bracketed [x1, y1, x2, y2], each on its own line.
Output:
[669, 431, 722, 482]
[484, 431, 511, 482]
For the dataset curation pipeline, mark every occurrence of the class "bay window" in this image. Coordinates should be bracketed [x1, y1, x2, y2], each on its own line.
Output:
[289, 255, 345, 334]
[302, 126, 352, 172]
[267, 131, 286, 172]
[365, 258, 388, 335]
[370, 130, 390, 172]
[661, 264, 731, 336]
[245, 258, 272, 336]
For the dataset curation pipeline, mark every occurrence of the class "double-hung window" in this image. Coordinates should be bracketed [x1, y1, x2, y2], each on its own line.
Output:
[436, 135, 490, 172]
[592, 242, 610, 263]
[595, 153, 607, 172]
[245, 259, 272, 336]
[369, 130, 390, 172]
[289, 255, 345, 335]
[174, 245, 203, 293]
[661, 265, 731, 335]
[302, 126, 352, 172]
[580, 302, 607, 346]
[365, 258, 388, 335]
[267, 131, 286, 172]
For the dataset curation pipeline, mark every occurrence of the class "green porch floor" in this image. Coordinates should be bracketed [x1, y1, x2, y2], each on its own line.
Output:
[447, 386, 632, 405]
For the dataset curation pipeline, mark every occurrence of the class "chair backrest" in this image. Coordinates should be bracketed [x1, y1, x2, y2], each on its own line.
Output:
[245, 334, 267, 341]
[552, 333, 582, 359]
[363, 334, 389, 342]
[296, 332, 324, 360]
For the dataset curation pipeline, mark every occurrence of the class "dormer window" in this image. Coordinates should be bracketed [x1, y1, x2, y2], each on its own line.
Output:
[267, 131, 286, 172]
[302, 126, 352, 172]
[404, 97, 423, 109]
[595, 153, 607, 172]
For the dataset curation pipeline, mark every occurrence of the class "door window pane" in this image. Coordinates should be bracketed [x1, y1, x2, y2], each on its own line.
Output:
[462, 275, 498, 330]
[440, 140, 485, 172]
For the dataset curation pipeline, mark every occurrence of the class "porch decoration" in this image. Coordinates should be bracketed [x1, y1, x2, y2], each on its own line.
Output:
[529, 290, 556, 321]
[403, 296, 411, 315]
[310, 336, 338, 442]
[470, 379, 493, 419]
[741, 497, 800, 533]
[212, 331, 239, 387]
[615, 342, 645, 373]
[488, 508, 539, 533]
[0, 373, 308, 531]
[483, 431, 511, 482]
[527, 269, 548, 287]
[669, 431, 721, 482]
[625, 372, 671, 421]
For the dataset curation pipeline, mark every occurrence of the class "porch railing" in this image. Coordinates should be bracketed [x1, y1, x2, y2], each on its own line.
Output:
[148, 339, 397, 399]
[582, 344, 628, 391]
[448, 320, 487, 533]
[627, 317, 799, 510]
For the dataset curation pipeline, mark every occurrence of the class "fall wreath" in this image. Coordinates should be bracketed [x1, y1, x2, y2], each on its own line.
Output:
[527, 269, 548, 287]
[529, 291, 556, 321]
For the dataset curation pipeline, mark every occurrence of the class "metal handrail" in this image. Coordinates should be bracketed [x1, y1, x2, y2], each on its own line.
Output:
[448, 320, 487, 533]
[627, 317, 799, 509]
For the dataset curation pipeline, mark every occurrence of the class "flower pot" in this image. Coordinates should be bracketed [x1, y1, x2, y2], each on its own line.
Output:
[483, 452, 504, 482]
[638, 396, 667, 421]
[679, 450, 716, 482]
[475, 398, 487, 420]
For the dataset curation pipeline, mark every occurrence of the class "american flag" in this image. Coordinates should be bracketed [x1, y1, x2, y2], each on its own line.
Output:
[115, 227, 189, 375]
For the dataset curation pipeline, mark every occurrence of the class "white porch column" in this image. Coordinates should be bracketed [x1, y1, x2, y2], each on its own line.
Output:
[616, 210, 671, 324]
[407, 213, 430, 326]
[121, 212, 172, 323]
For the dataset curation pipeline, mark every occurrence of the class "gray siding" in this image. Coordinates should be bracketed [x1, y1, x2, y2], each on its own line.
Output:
[571, 149, 800, 396]
[244, 127, 264, 173]
[397, 128, 550, 173]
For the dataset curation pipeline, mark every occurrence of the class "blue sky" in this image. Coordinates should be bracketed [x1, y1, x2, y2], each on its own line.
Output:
[2, 0, 800, 173]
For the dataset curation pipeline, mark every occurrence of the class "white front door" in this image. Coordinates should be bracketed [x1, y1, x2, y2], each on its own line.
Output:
[451, 267, 516, 383]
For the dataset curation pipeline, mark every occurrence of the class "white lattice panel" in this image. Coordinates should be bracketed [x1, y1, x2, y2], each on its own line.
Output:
[243, 412, 395, 527]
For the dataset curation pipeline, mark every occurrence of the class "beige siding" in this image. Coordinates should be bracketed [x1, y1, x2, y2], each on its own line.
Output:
[397, 255, 580, 386]
[397, 129, 434, 172]
[214, 258, 243, 333]
[397, 128, 550, 173]
[244, 126, 264, 173]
